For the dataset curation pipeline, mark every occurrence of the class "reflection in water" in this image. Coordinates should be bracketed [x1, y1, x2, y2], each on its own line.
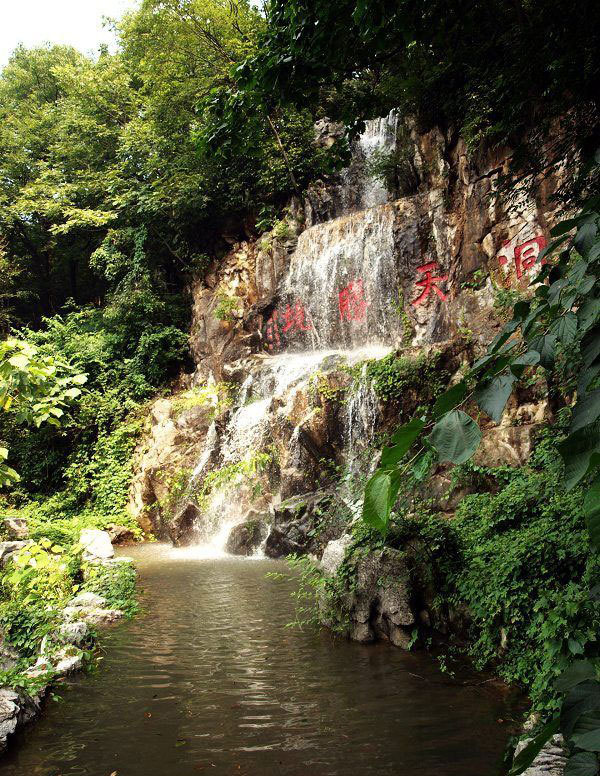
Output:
[3, 544, 517, 776]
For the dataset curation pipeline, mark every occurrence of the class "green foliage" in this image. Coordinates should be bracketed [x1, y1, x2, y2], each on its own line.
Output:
[83, 561, 138, 618]
[240, 0, 600, 205]
[0, 666, 54, 699]
[213, 293, 240, 322]
[267, 554, 326, 630]
[448, 434, 599, 710]
[427, 410, 481, 464]
[365, 350, 446, 403]
[360, 201, 600, 772]
[0, 540, 80, 657]
[171, 382, 233, 417]
[0, 295, 188, 531]
[195, 451, 273, 510]
[364, 132, 419, 196]
[493, 287, 523, 317]
[155, 467, 193, 517]
[0, 537, 138, 696]
[0, 337, 86, 486]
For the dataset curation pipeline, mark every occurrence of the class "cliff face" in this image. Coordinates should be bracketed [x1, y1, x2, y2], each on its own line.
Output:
[129, 112, 560, 585]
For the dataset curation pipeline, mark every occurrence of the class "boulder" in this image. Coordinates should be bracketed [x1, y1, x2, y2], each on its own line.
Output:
[57, 621, 90, 647]
[64, 591, 124, 627]
[79, 529, 114, 561]
[320, 534, 352, 576]
[0, 541, 28, 567]
[225, 518, 268, 556]
[106, 524, 136, 545]
[2, 517, 28, 540]
[32, 647, 84, 677]
[516, 735, 567, 776]
[171, 502, 202, 546]
[54, 650, 85, 677]
[0, 689, 20, 751]
[264, 491, 343, 558]
[69, 591, 106, 608]
[321, 548, 417, 649]
[62, 605, 123, 626]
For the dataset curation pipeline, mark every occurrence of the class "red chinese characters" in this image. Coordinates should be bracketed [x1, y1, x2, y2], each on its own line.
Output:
[411, 261, 448, 307]
[265, 300, 311, 350]
[281, 300, 312, 334]
[265, 309, 281, 351]
[498, 235, 547, 279]
[338, 278, 369, 322]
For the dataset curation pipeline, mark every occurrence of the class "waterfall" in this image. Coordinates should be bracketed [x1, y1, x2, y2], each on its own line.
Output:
[187, 112, 405, 553]
[345, 364, 380, 477]
[191, 421, 218, 481]
[281, 205, 403, 350]
[349, 109, 399, 210]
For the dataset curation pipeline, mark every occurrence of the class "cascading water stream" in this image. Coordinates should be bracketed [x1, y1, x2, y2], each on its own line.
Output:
[189, 112, 405, 553]
[347, 108, 400, 210]
[282, 205, 404, 350]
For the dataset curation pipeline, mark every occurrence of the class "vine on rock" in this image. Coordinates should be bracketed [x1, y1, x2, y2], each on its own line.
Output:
[362, 199, 600, 774]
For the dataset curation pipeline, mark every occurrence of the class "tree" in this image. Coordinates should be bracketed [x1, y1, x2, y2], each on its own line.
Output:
[237, 0, 600, 202]
[0, 338, 86, 487]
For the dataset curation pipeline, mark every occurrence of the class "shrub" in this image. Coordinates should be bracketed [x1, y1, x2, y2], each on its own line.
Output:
[365, 351, 447, 403]
[448, 432, 600, 711]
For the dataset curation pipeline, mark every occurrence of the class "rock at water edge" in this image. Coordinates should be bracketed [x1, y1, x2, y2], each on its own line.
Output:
[79, 529, 114, 561]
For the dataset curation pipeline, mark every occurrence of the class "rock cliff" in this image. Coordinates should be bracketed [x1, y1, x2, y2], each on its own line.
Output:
[129, 112, 561, 644]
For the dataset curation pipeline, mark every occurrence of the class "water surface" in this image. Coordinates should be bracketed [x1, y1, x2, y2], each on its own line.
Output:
[3, 544, 517, 775]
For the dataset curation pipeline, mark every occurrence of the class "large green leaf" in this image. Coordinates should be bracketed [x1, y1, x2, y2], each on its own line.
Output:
[380, 417, 425, 468]
[582, 329, 600, 368]
[557, 662, 600, 693]
[508, 717, 560, 776]
[362, 469, 403, 536]
[579, 365, 600, 396]
[579, 300, 600, 333]
[510, 350, 541, 377]
[572, 392, 600, 434]
[433, 381, 467, 419]
[572, 713, 600, 752]
[565, 752, 599, 776]
[428, 410, 481, 464]
[363, 470, 393, 535]
[412, 450, 435, 481]
[575, 219, 600, 257]
[548, 278, 569, 306]
[522, 304, 549, 335]
[551, 312, 578, 345]
[530, 334, 556, 369]
[551, 217, 584, 237]
[559, 424, 600, 490]
[585, 478, 600, 549]
[562, 682, 600, 739]
[475, 372, 516, 423]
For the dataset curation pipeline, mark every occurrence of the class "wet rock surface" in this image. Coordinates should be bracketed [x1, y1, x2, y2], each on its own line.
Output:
[331, 548, 417, 648]
[106, 524, 136, 545]
[128, 108, 560, 561]
[320, 534, 353, 576]
[225, 516, 269, 556]
[264, 492, 343, 559]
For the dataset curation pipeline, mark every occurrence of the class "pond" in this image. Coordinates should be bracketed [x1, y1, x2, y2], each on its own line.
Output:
[2, 544, 519, 776]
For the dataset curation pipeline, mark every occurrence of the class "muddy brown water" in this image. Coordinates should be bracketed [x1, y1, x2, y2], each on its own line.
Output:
[2, 544, 519, 776]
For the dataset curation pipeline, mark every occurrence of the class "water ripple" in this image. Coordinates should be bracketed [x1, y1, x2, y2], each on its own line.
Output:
[1, 544, 518, 776]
